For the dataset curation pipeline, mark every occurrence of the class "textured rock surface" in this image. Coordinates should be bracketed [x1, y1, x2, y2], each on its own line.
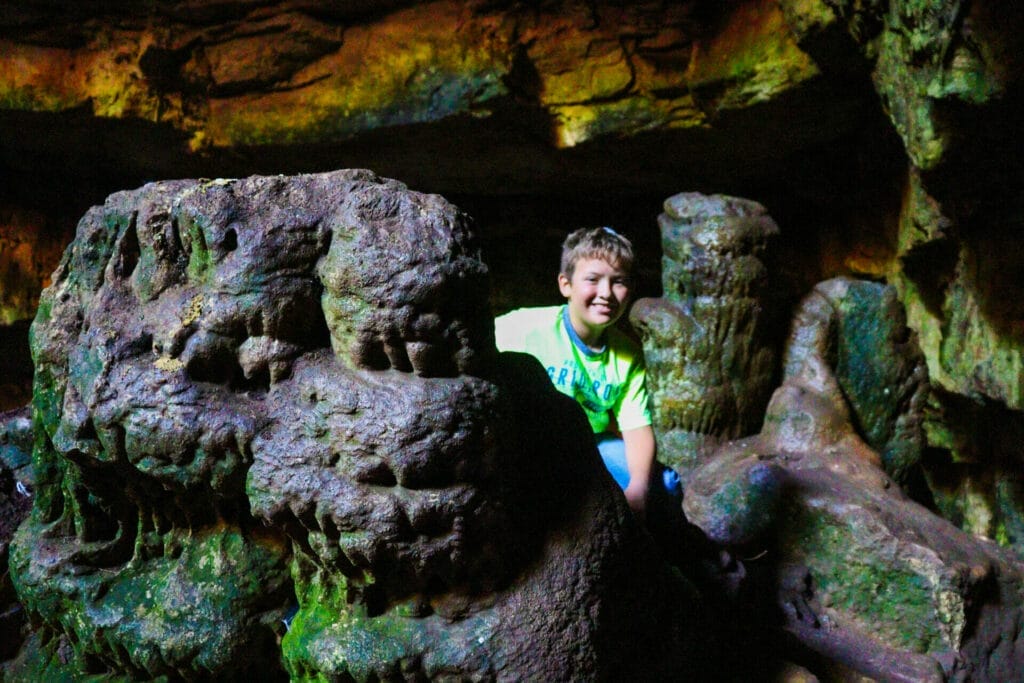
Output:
[631, 192, 782, 480]
[783, 277, 928, 483]
[6, 170, 702, 679]
[0, 408, 32, 662]
[0, 0, 876, 215]
[778, 0, 1024, 550]
[687, 429, 1024, 682]
[0, 1, 816, 155]
[684, 308, 1024, 682]
[779, 0, 1021, 171]
[0, 1, 896, 337]
[252, 352, 699, 679]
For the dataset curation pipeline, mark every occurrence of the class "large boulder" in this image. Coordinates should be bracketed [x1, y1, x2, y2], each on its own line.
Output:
[7, 170, 703, 680]
[780, 0, 1024, 552]
[683, 276, 1024, 682]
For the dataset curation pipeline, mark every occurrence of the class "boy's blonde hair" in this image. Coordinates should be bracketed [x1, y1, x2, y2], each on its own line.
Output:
[560, 226, 634, 279]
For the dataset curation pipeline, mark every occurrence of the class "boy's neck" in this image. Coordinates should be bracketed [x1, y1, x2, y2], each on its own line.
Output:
[564, 306, 608, 352]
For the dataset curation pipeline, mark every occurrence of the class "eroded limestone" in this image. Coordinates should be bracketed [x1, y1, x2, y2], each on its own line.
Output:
[9, 170, 702, 680]
[631, 192, 782, 480]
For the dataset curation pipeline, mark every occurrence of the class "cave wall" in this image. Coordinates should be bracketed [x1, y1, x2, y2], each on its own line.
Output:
[0, 0, 1022, 567]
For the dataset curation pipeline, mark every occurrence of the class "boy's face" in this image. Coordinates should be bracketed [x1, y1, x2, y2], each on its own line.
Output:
[558, 257, 631, 339]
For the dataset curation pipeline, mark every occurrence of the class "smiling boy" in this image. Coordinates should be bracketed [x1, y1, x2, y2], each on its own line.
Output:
[495, 227, 678, 516]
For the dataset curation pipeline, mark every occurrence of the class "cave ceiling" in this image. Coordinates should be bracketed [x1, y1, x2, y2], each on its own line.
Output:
[0, 0, 897, 211]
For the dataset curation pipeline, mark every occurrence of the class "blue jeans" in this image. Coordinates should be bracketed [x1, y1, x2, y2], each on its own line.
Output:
[596, 434, 681, 498]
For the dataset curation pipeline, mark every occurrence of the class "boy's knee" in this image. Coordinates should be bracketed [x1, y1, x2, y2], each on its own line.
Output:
[597, 435, 682, 498]
[596, 436, 630, 489]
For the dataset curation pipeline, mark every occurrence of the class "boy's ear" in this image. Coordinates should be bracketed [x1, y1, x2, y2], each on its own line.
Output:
[557, 272, 572, 298]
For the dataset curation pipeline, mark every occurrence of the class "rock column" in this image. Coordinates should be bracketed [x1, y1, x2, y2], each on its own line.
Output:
[631, 192, 781, 480]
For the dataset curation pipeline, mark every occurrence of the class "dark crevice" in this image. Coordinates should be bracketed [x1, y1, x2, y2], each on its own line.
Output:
[113, 211, 141, 280]
[185, 342, 240, 386]
[900, 238, 958, 318]
[221, 227, 238, 252]
[138, 43, 195, 93]
[231, 364, 270, 393]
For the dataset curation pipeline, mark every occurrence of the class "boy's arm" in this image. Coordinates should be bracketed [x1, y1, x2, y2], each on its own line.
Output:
[622, 424, 656, 517]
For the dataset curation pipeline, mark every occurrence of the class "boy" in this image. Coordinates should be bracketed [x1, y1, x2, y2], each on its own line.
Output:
[494, 227, 679, 517]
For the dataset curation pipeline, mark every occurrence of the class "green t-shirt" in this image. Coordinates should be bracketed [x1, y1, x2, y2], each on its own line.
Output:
[494, 305, 652, 434]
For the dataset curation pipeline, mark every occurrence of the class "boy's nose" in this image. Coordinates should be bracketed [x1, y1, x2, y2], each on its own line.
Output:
[597, 278, 612, 298]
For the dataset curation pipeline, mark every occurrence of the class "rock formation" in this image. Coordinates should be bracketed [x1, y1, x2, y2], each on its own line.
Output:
[782, 277, 929, 484]
[0, 1, 821, 174]
[778, 0, 1024, 547]
[623, 192, 1024, 680]
[682, 273, 1024, 682]
[0, 407, 32, 662]
[6, 170, 702, 680]
[630, 192, 782, 481]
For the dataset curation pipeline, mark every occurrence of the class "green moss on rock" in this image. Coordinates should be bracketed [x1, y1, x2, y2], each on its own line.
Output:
[10, 522, 291, 678]
[284, 565, 416, 680]
[783, 500, 955, 653]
